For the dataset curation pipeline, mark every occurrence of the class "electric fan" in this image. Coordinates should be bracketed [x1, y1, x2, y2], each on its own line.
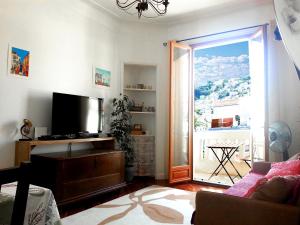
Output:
[269, 121, 292, 161]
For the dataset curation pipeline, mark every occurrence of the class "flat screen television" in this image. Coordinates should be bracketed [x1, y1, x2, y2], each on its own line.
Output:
[52, 92, 103, 136]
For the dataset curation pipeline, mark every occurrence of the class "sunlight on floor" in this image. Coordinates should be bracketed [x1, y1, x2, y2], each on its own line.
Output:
[193, 159, 251, 186]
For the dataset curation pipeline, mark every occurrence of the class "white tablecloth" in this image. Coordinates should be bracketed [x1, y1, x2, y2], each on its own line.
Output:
[0, 182, 62, 225]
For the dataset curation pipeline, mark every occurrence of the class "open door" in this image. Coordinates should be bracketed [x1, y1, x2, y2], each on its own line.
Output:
[169, 41, 193, 184]
[248, 26, 268, 163]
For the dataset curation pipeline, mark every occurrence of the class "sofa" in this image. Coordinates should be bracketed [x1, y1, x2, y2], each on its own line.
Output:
[193, 159, 300, 225]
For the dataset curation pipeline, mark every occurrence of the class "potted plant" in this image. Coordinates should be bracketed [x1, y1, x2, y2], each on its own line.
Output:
[110, 94, 135, 182]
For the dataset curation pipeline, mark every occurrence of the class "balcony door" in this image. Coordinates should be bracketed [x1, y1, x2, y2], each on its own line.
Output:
[169, 41, 193, 184]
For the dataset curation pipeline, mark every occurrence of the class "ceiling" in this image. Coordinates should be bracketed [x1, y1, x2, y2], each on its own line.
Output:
[92, 0, 273, 23]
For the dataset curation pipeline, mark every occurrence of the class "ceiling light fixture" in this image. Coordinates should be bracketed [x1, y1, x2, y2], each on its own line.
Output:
[116, 0, 169, 19]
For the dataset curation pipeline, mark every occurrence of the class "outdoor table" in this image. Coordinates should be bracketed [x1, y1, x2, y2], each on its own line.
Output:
[207, 143, 243, 184]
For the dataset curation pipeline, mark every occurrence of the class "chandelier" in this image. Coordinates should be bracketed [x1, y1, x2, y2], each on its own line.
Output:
[116, 0, 169, 18]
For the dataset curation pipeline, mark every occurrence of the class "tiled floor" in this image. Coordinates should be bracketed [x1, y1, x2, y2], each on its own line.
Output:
[193, 159, 251, 186]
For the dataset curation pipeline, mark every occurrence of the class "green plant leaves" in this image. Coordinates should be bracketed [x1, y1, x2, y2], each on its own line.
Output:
[110, 94, 135, 165]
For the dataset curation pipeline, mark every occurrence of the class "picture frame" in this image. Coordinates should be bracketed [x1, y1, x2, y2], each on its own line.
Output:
[93, 66, 111, 88]
[7, 44, 30, 78]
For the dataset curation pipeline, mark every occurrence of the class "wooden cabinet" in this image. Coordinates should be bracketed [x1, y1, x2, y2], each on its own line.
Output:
[31, 149, 125, 207]
[15, 137, 115, 166]
[16, 138, 126, 207]
[132, 135, 155, 176]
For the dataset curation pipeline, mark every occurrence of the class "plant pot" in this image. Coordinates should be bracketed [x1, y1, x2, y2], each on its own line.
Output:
[125, 165, 135, 182]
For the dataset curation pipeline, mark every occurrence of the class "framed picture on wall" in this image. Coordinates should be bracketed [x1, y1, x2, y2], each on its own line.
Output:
[7, 45, 30, 78]
[93, 66, 111, 88]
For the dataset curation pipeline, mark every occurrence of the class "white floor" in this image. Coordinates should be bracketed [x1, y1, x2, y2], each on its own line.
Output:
[193, 159, 251, 186]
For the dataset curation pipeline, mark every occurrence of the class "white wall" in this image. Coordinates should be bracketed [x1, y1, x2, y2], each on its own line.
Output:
[0, 0, 170, 179]
[1, 0, 299, 173]
[0, 0, 121, 168]
[118, 21, 169, 179]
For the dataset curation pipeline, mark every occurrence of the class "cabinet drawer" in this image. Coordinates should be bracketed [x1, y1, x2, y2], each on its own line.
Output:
[136, 152, 154, 163]
[133, 136, 155, 144]
[136, 163, 154, 176]
[63, 173, 122, 200]
[63, 152, 124, 182]
[63, 156, 96, 182]
[93, 153, 123, 177]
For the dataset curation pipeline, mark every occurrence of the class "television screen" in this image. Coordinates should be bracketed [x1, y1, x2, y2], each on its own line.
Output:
[52, 92, 103, 135]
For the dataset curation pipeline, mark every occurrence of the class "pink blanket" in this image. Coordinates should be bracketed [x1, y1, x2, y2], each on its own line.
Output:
[224, 173, 267, 197]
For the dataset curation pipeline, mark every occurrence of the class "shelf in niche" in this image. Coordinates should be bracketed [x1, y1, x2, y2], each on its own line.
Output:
[129, 111, 155, 115]
[124, 88, 156, 92]
[130, 135, 155, 137]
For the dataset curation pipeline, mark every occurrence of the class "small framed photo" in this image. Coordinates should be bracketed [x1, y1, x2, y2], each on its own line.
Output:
[93, 66, 111, 88]
[8, 45, 30, 78]
[133, 124, 142, 131]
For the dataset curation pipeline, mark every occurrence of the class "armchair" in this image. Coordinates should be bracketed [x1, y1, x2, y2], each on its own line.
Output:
[193, 161, 300, 225]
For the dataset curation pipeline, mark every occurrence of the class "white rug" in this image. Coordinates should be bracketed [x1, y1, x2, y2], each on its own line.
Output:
[62, 185, 196, 225]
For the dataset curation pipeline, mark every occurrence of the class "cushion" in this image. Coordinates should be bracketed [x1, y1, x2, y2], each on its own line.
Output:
[265, 160, 300, 179]
[224, 173, 267, 197]
[250, 176, 300, 203]
[288, 153, 300, 161]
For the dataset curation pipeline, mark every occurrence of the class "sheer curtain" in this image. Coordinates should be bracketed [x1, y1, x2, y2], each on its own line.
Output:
[248, 25, 268, 162]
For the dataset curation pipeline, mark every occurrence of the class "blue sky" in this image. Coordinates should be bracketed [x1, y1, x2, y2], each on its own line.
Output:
[194, 41, 250, 87]
[195, 41, 249, 58]
[12, 47, 29, 62]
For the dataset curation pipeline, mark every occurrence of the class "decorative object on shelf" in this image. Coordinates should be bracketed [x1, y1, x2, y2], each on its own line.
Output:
[8, 45, 30, 78]
[145, 106, 155, 112]
[34, 127, 48, 139]
[125, 84, 154, 90]
[116, 0, 169, 19]
[110, 94, 135, 181]
[133, 124, 142, 131]
[93, 66, 111, 87]
[20, 119, 33, 140]
[136, 84, 144, 89]
[131, 124, 144, 135]
[129, 100, 144, 112]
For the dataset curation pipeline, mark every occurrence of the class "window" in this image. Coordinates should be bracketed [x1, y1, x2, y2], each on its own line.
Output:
[192, 26, 267, 185]
[194, 41, 250, 132]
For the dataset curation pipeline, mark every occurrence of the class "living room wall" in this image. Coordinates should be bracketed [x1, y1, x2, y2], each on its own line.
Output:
[1, 0, 299, 173]
[118, 21, 169, 179]
[0, 0, 121, 168]
[0, 0, 170, 179]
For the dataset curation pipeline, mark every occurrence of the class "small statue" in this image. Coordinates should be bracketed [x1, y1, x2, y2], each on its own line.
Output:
[20, 119, 33, 140]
